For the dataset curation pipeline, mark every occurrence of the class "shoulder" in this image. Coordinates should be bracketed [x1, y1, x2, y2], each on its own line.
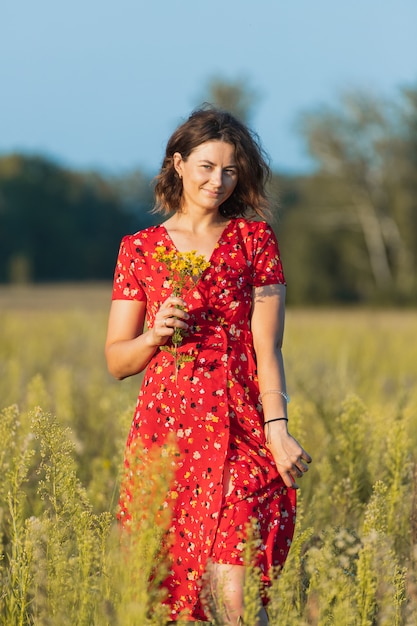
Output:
[235, 218, 273, 234]
[120, 224, 165, 251]
[234, 218, 276, 242]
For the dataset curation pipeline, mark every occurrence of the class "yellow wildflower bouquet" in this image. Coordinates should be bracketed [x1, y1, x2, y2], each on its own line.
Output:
[153, 246, 210, 381]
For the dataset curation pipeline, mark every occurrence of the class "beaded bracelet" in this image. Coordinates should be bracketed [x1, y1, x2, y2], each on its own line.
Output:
[264, 417, 288, 444]
[259, 390, 290, 403]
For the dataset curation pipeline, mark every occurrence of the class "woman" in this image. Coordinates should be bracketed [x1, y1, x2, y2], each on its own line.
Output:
[105, 107, 312, 624]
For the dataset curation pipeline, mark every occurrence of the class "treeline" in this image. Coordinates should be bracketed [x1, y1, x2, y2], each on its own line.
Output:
[0, 157, 156, 284]
[1, 83, 416, 305]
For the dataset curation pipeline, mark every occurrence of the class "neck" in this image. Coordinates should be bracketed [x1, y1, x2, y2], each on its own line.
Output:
[168, 210, 228, 233]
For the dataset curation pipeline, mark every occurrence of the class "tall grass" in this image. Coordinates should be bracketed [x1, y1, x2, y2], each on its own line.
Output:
[0, 287, 416, 624]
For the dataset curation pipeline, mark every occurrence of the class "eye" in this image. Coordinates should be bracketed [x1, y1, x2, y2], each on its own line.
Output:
[224, 168, 237, 177]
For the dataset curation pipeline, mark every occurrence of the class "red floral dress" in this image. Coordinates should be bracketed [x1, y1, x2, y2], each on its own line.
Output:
[112, 218, 296, 622]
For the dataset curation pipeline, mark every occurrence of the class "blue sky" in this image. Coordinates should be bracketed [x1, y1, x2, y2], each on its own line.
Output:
[2, 0, 416, 175]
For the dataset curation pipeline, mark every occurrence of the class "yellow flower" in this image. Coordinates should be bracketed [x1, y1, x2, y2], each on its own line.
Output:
[153, 248, 210, 298]
[153, 248, 210, 384]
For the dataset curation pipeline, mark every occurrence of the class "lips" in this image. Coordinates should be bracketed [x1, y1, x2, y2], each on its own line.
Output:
[203, 189, 223, 198]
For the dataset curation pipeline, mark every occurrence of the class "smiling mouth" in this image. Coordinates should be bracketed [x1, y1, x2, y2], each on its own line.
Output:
[204, 189, 223, 197]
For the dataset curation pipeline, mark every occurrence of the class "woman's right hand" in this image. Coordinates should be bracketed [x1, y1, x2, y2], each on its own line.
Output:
[105, 295, 190, 379]
[149, 295, 190, 346]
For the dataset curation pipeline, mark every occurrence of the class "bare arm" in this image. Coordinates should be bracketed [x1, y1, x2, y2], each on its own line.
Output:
[105, 296, 189, 380]
[252, 284, 311, 488]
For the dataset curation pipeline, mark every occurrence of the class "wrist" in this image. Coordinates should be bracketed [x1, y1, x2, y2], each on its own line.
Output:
[144, 328, 162, 350]
[264, 417, 288, 444]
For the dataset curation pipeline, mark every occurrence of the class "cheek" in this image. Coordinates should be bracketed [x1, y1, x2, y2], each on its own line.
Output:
[226, 179, 238, 196]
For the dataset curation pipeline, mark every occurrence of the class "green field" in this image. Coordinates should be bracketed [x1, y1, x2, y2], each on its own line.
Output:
[1, 285, 416, 625]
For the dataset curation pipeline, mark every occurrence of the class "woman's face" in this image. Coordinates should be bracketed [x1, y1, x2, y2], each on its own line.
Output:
[173, 140, 238, 213]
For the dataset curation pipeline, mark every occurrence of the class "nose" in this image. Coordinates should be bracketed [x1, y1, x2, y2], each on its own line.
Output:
[210, 168, 223, 188]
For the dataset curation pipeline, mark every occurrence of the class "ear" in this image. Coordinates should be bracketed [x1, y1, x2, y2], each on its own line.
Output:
[173, 152, 184, 178]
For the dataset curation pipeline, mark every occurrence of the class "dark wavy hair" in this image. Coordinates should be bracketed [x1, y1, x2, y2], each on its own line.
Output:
[153, 106, 271, 219]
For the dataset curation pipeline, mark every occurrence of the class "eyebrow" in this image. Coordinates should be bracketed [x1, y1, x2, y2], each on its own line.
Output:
[198, 159, 237, 168]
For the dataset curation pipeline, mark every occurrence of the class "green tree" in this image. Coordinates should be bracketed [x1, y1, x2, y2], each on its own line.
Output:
[197, 75, 259, 124]
[269, 172, 362, 305]
[0, 155, 154, 283]
[299, 88, 417, 303]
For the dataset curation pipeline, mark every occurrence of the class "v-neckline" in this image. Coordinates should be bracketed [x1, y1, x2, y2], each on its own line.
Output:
[160, 218, 235, 264]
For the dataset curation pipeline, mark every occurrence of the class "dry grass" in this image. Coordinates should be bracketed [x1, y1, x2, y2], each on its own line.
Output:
[0, 282, 112, 311]
[0, 284, 416, 624]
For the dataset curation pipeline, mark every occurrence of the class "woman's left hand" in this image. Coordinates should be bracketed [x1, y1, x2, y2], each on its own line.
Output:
[265, 423, 312, 489]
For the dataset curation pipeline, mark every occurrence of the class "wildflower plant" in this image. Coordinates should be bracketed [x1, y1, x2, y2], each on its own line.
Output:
[1, 303, 417, 624]
[153, 247, 210, 382]
[106, 435, 178, 625]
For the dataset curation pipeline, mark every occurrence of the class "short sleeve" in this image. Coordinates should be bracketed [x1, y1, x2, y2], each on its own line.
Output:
[251, 222, 286, 287]
[111, 235, 147, 301]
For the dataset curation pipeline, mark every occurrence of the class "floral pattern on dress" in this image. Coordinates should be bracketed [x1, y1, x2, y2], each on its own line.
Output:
[112, 218, 296, 622]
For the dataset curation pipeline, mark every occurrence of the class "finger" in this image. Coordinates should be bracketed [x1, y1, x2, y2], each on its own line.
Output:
[283, 454, 308, 475]
[170, 307, 190, 320]
[297, 447, 312, 464]
[280, 459, 307, 483]
[276, 462, 299, 489]
[162, 315, 189, 333]
[163, 317, 174, 328]
[295, 459, 310, 474]
[168, 315, 189, 329]
[161, 302, 189, 320]
[293, 465, 304, 477]
[286, 472, 299, 490]
[164, 296, 187, 309]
